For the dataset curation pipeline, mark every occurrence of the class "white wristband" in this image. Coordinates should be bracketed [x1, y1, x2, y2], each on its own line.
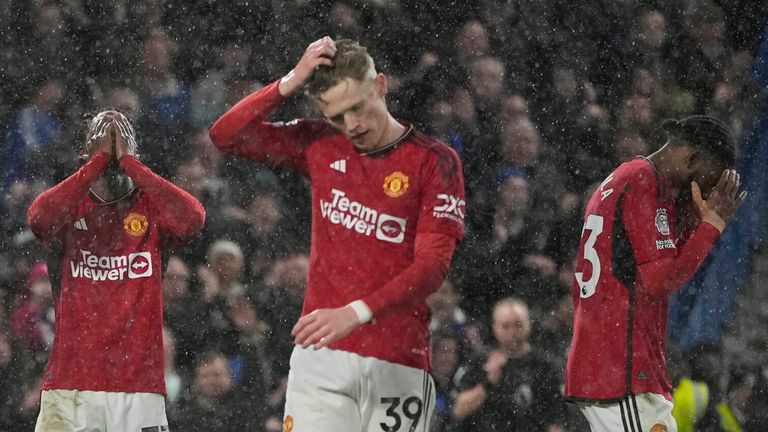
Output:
[347, 300, 373, 324]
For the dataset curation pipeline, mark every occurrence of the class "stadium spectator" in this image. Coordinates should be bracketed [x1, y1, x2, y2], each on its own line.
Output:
[430, 331, 464, 432]
[453, 298, 566, 431]
[1, 79, 63, 199]
[175, 351, 254, 431]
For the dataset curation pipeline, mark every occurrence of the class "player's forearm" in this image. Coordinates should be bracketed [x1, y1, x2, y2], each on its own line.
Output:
[361, 234, 456, 318]
[638, 222, 721, 297]
[119, 155, 206, 238]
[453, 385, 487, 420]
[209, 80, 285, 155]
[27, 152, 110, 239]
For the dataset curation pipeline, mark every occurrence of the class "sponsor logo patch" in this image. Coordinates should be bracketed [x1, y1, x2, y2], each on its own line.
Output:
[432, 194, 465, 225]
[123, 212, 148, 236]
[70, 250, 153, 281]
[655, 239, 676, 250]
[330, 159, 346, 173]
[383, 171, 409, 198]
[320, 188, 407, 244]
[655, 208, 670, 235]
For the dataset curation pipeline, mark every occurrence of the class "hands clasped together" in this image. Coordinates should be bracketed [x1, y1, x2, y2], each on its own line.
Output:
[87, 111, 137, 161]
[692, 169, 747, 232]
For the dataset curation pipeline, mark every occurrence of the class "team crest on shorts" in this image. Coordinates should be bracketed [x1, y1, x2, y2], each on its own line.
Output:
[383, 171, 409, 198]
[123, 213, 148, 236]
[650, 423, 668, 432]
[655, 208, 670, 235]
[283, 415, 294, 432]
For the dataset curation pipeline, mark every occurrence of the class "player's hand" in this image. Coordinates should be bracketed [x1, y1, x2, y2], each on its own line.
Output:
[692, 169, 747, 232]
[291, 306, 360, 350]
[278, 36, 337, 97]
[87, 113, 115, 159]
[113, 113, 136, 160]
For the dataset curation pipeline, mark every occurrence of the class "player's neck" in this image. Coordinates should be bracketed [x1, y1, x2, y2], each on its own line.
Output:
[646, 147, 680, 182]
[373, 115, 406, 150]
[90, 171, 135, 204]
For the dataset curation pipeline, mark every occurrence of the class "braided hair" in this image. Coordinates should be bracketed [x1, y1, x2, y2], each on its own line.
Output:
[661, 115, 735, 167]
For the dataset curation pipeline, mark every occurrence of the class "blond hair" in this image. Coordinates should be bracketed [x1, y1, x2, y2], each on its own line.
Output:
[305, 39, 375, 96]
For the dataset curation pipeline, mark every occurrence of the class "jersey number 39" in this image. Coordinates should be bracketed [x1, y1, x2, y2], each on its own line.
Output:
[575, 214, 604, 299]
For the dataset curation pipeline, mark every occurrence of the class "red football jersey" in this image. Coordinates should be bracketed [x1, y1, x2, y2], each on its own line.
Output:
[28, 153, 205, 394]
[211, 81, 465, 370]
[565, 158, 718, 401]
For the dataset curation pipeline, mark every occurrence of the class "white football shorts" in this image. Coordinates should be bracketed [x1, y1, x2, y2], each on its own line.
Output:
[35, 389, 168, 432]
[577, 393, 677, 432]
[283, 346, 435, 432]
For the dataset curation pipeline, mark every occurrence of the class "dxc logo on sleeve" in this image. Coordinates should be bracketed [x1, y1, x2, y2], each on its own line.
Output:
[432, 194, 465, 224]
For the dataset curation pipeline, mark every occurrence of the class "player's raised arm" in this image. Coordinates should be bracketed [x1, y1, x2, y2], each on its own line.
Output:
[208, 37, 337, 172]
[638, 170, 745, 297]
[28, 115, 114, 241]
[113, 115, 205, 240]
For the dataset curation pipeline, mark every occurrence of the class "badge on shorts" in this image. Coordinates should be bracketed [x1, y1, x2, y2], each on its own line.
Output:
[655, 208, 670, 235]
[283, 415, 294, 432]
[650, 424, 668, 432]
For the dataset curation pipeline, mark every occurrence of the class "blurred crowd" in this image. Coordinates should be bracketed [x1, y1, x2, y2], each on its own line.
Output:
[1, 0, 767, 431]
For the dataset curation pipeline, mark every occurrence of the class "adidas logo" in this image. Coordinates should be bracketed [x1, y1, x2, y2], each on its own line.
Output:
[74, 218, 88, 230]
[330, 159, 347, 173]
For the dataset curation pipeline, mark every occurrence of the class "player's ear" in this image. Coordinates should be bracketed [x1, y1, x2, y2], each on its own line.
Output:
[374, 73, 387, 98]
[685, 149, 700, 170]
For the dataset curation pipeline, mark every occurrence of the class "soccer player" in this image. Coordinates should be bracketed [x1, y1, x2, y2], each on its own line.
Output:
[210, 37, 465, 431]
[28, 111, 205, 431]
[565, 116, 747, 432]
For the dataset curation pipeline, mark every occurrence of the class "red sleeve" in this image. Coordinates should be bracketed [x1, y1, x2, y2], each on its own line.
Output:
[119, 155, 205, 240]
[416, 143, 465, 240]
[619, 169, 721, 296]
[208, 80, 329, 176]
[638, 222, 720, 297]
[27, 152, 110, 241]
[362, 232, 456, 317]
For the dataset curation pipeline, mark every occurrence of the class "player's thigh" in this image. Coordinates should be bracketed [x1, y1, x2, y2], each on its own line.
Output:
[283, 347, 363, 432]
[360, 359, 435, 432]
[36, 389, 105, 432]
[103, 392, 168, 432]
[579, 394, 677, 432]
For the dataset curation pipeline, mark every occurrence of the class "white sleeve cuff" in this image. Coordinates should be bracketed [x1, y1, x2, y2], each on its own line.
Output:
[348, 300, 373, 323]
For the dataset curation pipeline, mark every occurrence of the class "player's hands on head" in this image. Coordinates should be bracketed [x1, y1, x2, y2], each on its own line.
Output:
[291, 305, 360, 350]
[87, 113, 115, 159]
[113, 114, 136, 160]
[692, 169, 747, 232]
[279, 36, 337, 97]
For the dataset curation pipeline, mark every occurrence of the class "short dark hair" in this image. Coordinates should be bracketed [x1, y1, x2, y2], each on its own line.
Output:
[305, 39, 373, 97]
[661, 115, 735, 166]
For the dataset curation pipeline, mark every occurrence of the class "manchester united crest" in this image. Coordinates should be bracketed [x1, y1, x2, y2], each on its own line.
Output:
[650, 424, 668, 432]
[383, 171, 409, 198]
[123, 213, 148, 237]
[283, 415, 294, 432]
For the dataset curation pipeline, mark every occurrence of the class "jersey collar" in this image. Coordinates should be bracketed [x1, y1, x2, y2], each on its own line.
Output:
[357, 123, 414, 158]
